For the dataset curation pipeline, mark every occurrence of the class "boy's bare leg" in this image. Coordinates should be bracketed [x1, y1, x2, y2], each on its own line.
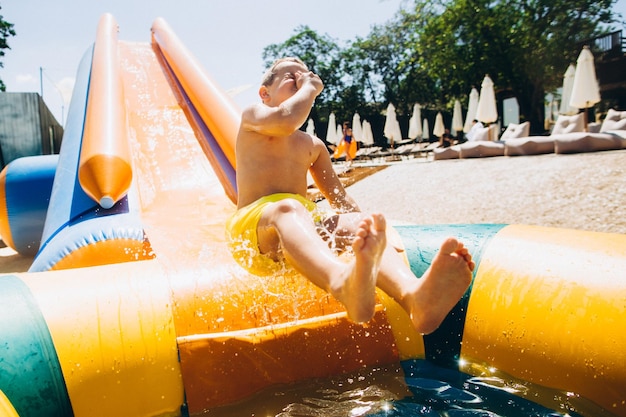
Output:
[258, 200, 386, 323]
[375, 236, 474, 335]
[330, 214, 386, 322]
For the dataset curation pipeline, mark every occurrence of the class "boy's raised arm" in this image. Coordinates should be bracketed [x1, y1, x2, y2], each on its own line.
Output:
[241, 72, 323, 137]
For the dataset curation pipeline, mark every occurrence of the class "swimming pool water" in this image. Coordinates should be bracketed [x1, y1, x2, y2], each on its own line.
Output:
[201, 359, 614, 417]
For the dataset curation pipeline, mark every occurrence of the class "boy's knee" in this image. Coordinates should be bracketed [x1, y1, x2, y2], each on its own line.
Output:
[271, 198, 307, 216]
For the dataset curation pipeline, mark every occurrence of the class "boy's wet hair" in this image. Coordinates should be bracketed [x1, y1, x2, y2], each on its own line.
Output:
[261, 57, 308, 87]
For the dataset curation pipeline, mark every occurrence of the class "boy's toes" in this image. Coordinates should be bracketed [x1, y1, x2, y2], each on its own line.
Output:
[439, 237, 460, 255]
[371, 213, 386, 232]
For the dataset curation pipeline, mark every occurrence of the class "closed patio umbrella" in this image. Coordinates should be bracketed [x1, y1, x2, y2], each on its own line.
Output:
[422, 118, 430, 141]
[476, 75, 498, 140]
[361, 120, 374, 145]
[352, 113, 363, 142]
[408, 103, 422, 140]
[383, 103, 403, 147]
[306, 118, 315, 136]
[452, 99, 464, 136]
[463, 88, 480, 133]
[476, 75, 498, 125]
[559, 64, 578, 116]
[433, 112, 445, 138]
[326, 112, 338, 145]
[569, 46, 601, 130]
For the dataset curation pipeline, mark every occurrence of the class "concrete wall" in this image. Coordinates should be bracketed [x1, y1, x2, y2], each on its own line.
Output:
[0, 92, 63, 169]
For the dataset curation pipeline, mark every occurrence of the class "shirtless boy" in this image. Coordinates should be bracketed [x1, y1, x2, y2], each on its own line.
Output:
[226, 57, 474, 334]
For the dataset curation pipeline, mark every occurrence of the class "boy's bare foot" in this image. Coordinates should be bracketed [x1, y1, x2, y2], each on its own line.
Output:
[404, 237, 474, 335]
[331, 214, 387, 323]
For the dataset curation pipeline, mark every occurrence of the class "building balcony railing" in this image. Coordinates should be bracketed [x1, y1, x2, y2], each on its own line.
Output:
[578, 30, 625, 60]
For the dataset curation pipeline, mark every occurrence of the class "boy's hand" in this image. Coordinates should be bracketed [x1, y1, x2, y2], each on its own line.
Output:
[296, 71, 324, 96]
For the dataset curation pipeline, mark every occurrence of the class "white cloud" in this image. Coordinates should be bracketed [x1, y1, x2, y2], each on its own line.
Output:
[15, 73, 38, 88]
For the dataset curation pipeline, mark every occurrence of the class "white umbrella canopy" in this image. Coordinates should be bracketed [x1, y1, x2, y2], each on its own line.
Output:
[326, 112, 338, 144]
[383, 103, 403, 146]
[569, 46, 600, 109]
[433, 112, 445, 138]
[475, 75, 498, 124]
[422, 118, 430, 141]
[559, 64, 578, 116]
[463, 88, 480, 133]
[336, 124, 343, 142]
[351, 113, 363, 142]
[408, 103, 423, 140]
[570, 46, 600, 130]
[361, 120, 375, 145]
[451, 99, 464, 135]
[306, 118, 316, 136]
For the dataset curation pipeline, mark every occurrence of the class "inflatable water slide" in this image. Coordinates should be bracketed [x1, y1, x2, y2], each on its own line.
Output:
[0, 13, 625, 417]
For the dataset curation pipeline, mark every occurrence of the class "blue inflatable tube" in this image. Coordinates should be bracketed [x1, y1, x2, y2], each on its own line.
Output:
[0, 155, 58, 255]
[29, 43, 152, 272]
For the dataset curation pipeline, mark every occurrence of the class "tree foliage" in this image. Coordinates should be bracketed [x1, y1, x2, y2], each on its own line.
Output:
[411, 0, 618, 132]
[0, 7, 15, 92]
[262, 26, 343, 125]
[262, 0, 620, 141]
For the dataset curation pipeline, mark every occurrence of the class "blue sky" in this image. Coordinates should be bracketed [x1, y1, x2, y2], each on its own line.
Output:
[2, 0, 625, 126]
[1, 0, 406, 125]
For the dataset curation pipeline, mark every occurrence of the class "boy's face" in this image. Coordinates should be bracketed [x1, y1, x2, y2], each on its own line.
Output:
[260, 61, 308, 106]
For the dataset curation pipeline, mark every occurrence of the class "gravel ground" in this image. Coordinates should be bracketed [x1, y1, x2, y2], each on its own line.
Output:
[339, 149, 626, 234]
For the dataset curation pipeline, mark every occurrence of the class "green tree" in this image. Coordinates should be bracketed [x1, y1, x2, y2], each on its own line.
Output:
[395, 0, 618, 132]
[260, 1, 620, 140]
[348, 4, 445, 118]
[262, 26, 344, 131]
[0, 7, 15, 92]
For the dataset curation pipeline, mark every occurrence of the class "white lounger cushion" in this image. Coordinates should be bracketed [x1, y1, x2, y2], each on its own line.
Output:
[600, 109, 626, 132]
[500, 121, 530, 140]
[552, 113, 584, 135]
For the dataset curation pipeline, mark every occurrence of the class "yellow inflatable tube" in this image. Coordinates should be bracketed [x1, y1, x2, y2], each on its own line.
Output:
[461, 225, 626, 414]
[2, 224, 625, 416]
[333, 137, 357, 160]
[0, 390, 18, 417]
[23, 260, 183, 417]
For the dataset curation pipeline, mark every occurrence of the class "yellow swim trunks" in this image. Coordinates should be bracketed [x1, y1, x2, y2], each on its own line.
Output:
[225, 193, 328, 276]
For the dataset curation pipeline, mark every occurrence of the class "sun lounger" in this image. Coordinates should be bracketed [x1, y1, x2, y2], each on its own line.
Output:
[504, 114, 583, 156]
[500, 121, 555, 156]
[554, 109, 626, 154]
[409, 141, 441, 157]
[505, 136, 555, 156]
[505, 110, 626, 156]
[353, 146, 382, 160]
[553, 132, 624, 153]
